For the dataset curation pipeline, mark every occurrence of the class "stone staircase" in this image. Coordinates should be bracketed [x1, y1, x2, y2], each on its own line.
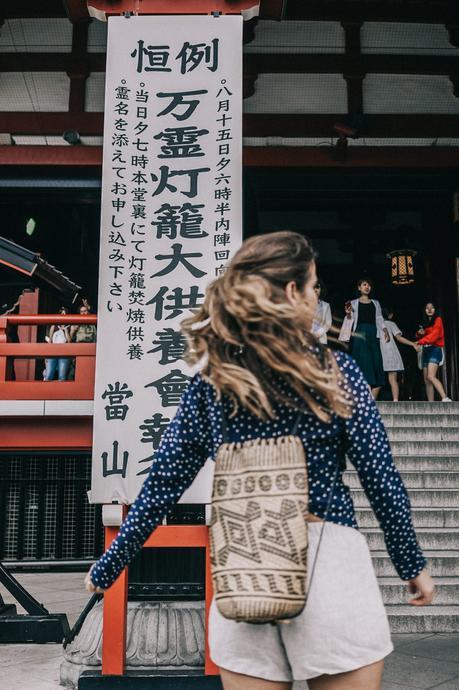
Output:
[345, 401, 459, 633]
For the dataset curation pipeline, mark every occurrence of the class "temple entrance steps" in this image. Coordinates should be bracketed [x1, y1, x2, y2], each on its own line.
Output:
[345, 401, 459, 633]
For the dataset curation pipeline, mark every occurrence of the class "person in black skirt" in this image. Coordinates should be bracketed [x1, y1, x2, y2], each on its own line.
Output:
[339, 278, 390, 398]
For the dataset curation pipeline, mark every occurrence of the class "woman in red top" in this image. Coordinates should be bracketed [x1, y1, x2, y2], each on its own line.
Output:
[415, 302, 451, 402]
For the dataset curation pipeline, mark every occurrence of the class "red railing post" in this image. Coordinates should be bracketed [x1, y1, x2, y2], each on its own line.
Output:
[102, 525, 129, 676]
[0, 318, 7, 383]
[100, 525, 219, 677]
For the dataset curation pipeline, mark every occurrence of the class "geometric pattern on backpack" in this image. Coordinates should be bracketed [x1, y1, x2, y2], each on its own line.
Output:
[210, 434, 309, 623]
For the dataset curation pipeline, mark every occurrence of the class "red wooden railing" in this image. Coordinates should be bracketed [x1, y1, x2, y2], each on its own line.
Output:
[0, 314, 96, 400]
[103, 523, 218, 677]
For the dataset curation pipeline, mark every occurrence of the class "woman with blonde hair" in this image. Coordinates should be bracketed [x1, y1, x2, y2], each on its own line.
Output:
[85, 231, 433, 690]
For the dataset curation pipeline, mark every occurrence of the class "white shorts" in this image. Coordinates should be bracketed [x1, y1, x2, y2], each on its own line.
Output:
[209, 522, 393, 682]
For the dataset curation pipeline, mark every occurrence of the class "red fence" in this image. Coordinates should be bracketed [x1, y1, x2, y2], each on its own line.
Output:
[103, 522, 218, 677]
[0, 314, 96, 400]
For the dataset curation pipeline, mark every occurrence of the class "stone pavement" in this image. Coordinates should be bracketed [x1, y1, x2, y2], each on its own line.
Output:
[1, 573, 458, 690]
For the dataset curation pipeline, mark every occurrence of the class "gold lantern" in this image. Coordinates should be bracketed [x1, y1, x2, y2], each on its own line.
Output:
[387, 249, 417, 286]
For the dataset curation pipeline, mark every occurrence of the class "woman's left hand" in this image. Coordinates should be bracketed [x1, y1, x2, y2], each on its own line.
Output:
[84, 565, 106, 594]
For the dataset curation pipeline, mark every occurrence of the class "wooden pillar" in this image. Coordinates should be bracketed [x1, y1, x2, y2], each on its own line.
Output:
[15, 289, 39, 381]
[101, 526, 129, 676]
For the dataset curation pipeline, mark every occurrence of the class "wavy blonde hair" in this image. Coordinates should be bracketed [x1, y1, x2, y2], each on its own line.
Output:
[182, 231, 351, 422]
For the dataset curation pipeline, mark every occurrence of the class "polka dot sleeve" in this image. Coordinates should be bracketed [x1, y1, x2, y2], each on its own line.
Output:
[90, 375, 212, 590]
[339, 352, 427, 581]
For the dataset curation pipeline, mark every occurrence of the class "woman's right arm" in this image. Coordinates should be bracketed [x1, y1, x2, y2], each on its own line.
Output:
[88, 375, 214, 591]
[337, 353, 428, 582]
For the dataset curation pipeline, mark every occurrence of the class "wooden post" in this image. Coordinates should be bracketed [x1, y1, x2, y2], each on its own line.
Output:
[16, 288, 39, 382]
[101, 526, 128, 676]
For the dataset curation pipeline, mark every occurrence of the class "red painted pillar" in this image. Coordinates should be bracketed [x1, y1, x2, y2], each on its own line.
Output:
[15, 288, 40, 381]
[101, 526, 129, 676]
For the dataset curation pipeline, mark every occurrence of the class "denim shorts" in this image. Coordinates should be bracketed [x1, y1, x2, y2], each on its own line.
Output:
[422, 345, 443, 367]
[209, 523, 393, 682]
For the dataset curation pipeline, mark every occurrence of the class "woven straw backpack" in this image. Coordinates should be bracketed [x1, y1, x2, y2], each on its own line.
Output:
[209, 408, 311, 624]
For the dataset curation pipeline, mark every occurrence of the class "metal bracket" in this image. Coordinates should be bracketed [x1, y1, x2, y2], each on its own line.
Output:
[0, 613, 70, 644]
[124, 11, 133, 18]
[0, 561, 69, 643]
[212, 11, 222, 17]
[0, 562, 50, 616]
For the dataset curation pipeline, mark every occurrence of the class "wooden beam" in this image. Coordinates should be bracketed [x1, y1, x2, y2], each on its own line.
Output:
[0, 112, 103, 135]
[282, 1, 459, 23]
[87, 0, 261, 18]
[3, 2, 66, 19]
[342, 21, 362, 57]
[63, 0, 90, 23]
[68, 21, 90, 113]
[4, 0, 459, 22]
[342, 22, 363, 116]
[0, 53, 106, 71]
[243, 114, 459, 138]
[0, 145, 458, 169]
[2, 52, 459, 77]
[447, 24, 459, 47]
[244, 146, 459, 167]
[244, 146, 459, 169]
[244, 54, 459, 76]
[0, 417, 92, 450]
[2, 112, 459, 138]
[345, 75, 364, 115]
[258, 0, 286, 21]
[0, 146, 103, 166]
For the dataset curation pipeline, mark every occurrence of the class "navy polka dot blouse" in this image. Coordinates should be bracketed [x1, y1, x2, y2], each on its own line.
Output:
[90, 351, 426, 589]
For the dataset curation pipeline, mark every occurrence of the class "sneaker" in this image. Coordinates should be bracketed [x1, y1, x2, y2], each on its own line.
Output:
[442, 397, 453, 402]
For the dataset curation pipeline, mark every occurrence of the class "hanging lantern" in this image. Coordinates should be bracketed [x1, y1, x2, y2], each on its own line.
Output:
[386, 249, 417, 285]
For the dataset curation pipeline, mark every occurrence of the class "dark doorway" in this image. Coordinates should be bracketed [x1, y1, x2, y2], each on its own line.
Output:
[244, 167, 459, 400]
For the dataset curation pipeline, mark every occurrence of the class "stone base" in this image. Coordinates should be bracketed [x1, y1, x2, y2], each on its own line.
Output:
[60, 600, 205, 689]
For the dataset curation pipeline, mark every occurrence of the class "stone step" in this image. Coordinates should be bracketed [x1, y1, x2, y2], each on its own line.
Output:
[345, 470, 459, 489]
[353, 488, 459, 508]
[372, 551, 459, 577]
[379, 577, 459, 605]
[378, 402, 459, 415]
[356, 507, 459, 529]
[386, 427, 459, 441]
[381, 414, 459, 427]
[363, 528, 459, 551]
[386, 605, 459, 633]
[388, 441, 459, 456]
[391, 456, 459, 471]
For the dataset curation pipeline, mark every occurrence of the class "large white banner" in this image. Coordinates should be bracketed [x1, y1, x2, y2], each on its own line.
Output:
[90, 15, 243, 504]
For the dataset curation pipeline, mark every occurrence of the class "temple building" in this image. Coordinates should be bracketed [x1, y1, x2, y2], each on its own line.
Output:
[0, 1, 458, 679]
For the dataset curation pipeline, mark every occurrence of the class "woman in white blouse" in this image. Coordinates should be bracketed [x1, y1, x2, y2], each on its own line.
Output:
[312, 281, 332, 344]
[339, 279, 389, 398]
